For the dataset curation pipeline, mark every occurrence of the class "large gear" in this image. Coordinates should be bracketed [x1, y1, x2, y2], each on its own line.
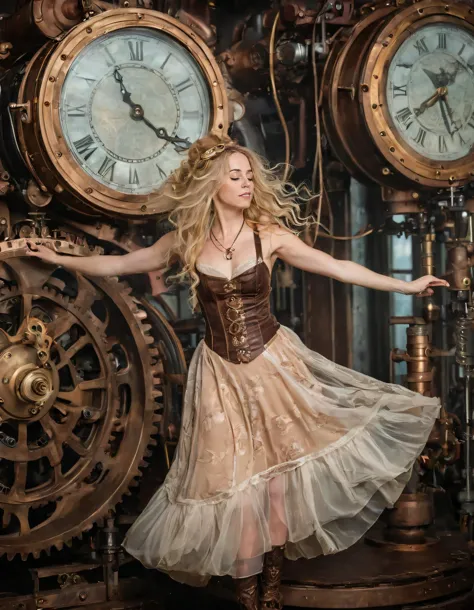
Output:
[0, 238, 163, 559]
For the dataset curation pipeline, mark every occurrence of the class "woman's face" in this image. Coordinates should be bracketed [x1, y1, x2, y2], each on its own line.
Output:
[214, 152, 254, 210]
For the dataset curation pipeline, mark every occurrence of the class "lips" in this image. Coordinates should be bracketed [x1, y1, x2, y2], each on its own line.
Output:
[239, 192, 251, 198]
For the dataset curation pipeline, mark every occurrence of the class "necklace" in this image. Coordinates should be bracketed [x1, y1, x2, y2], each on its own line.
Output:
[210, 218, 246, 260]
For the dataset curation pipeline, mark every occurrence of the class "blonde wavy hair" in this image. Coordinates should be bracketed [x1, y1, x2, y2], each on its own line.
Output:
[160, 133, 314, 310]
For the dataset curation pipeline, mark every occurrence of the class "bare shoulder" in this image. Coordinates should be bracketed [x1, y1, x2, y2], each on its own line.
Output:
[255, 216, 298, 257]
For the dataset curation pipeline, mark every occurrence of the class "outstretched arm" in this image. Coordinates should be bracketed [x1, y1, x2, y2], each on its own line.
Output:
[25, 231, 176, 278]
[271, 227, 448, 296]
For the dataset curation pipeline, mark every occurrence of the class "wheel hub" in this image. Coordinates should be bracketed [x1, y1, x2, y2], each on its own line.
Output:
[0, 238, 164, 559]
[0, 318, 58, 421]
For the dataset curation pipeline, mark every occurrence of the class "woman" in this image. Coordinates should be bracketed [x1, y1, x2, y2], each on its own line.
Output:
[27, 135, 446, 610]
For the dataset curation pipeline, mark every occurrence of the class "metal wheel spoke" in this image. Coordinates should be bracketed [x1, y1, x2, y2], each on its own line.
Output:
[57, 387, 84, 404]
[43, 440, 64, 468]
[67, 434, 89, 457]
[17, 423, 27, 451]
[47, 311, 78, 341]
[13, 462, 27, 495]
[21, 294, 33, 320]
[78, 377, 107, 391]
[12, 505, 30, 535]
[54, 399, 83, 413]
[64, 335, 90, 359]
[1, 510, 12, 529]
[52, 464, 64, 486]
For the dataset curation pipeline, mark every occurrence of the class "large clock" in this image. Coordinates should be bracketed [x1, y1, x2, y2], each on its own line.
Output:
[13, 9, 228, 217]
[322, 0, 474, 190]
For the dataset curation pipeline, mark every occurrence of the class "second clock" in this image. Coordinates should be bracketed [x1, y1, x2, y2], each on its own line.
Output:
[322, 0, 474, 190]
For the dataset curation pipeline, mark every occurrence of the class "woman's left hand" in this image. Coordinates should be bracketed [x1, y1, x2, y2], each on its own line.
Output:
[404, 275, 449, 297]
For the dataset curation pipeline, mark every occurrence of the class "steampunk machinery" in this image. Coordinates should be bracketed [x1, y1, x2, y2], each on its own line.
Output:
[0, 0, 473, 609]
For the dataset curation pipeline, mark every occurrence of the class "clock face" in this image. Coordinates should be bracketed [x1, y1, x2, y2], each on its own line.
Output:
[386, 23, 474, 162]
[59, 27, 211, 195]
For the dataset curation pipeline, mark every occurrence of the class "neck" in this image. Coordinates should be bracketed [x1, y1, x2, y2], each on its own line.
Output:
[211, 208, 246, 241]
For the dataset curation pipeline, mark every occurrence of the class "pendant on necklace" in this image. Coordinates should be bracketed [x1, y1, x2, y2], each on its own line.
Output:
[225, 248, 234, 260]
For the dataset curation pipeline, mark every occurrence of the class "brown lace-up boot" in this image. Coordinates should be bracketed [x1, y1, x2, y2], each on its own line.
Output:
[234, 574, 260, 610]
[260, 545, 285, 609]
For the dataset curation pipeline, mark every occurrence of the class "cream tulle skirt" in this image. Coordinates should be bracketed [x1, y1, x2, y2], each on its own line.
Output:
[122, 325, 440, 586]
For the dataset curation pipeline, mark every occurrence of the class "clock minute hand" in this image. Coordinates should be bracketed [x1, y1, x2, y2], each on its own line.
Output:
[142, 118, 191, 151]
[441, 95, 462, 133]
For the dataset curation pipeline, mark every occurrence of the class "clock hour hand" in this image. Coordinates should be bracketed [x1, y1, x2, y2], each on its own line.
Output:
[113, 68, 138, 111]
[414, 86, 446, 117]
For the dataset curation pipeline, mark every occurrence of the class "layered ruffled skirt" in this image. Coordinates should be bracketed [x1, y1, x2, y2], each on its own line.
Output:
[122, 326, 440, 586]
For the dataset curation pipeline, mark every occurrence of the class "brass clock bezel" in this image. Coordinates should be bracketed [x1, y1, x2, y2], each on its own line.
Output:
[16, 8, 229, 217]
[361, 0, 474, 188]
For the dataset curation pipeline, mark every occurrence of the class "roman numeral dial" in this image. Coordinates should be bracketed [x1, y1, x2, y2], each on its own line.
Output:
[386, 22, 474, 162]
[59, 26, 213, 195]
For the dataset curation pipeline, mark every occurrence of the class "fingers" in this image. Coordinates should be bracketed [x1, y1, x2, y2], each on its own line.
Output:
[426, 275, 449, 285]
[427, 280, 449, 287]
[25, 241, 41, 256]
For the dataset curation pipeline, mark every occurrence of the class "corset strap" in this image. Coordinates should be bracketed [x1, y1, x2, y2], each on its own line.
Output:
[254, 230, 263, 262]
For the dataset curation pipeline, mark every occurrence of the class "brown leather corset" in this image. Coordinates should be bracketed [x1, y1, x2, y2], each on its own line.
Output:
[196, 231, 280, 364]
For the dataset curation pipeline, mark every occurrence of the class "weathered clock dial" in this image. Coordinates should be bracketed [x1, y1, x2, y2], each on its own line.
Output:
[60, 27, 211, 195]
[387, 23, 474, 163]
[322, 0, 474, 189]
[14, 9, 228, 217]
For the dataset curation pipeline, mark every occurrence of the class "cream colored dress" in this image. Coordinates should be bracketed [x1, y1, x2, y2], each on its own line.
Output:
[123, 258, 441, 586]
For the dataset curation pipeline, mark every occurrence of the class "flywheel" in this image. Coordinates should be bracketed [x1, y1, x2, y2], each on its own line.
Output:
[0, 238, 163, 558]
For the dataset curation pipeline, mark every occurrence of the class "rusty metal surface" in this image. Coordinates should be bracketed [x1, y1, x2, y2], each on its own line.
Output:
[0, 238, 163, 559]
[280, 535, 474, 608]
[0, 576, 149, 610]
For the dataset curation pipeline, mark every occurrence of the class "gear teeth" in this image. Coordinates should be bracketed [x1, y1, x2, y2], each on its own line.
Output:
[0, 241, 172, 561]
[153, 362, 164, 374]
